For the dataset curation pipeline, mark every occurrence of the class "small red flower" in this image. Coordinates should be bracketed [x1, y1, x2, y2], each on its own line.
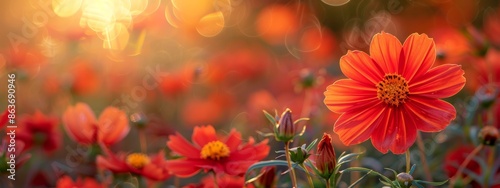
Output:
[56, 175, 104, 188]
[96, 146, 170, 181]
[16, 111, 61, 153]
[324, 32, 466, 154]
[166, 125, 270, 177]
[62, 103, 129, 145]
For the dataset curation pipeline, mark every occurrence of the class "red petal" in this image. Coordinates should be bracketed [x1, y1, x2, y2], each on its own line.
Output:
[224, 129, 242, 152]
[167, 133, 200, 158]
[405, 97, 456, 132]
[324, 79, 378, 113]
[97, 107, 129, 145]
[192, 125, 218, 147]
[390, 108, 417, 154]
[369, 32, 403, 74]
[165, 159, 209, 178]
[334, 102, 386, 145]
[62, 103, 96, 144]
[409, 64, 465, 99]
[339, 51, 384, 85]
[370, 107, 397, 154]
[224, 160, 260, 176]
[401, 33, 436, 82]
[229, 139, 269, 161]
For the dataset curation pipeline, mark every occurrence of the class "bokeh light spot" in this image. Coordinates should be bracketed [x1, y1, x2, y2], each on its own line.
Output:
[196, 11, 225, 37]
[321, 0, 350, 6]
[52, 0, 83, 17]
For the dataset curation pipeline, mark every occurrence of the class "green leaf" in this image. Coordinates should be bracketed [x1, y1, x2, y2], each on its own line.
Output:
[348, 170, 372, 188]
[341, 167, 392, 183]
[380, 180, 393, 186]
[244, 160, 306, 183]
[305, 139, 318, 152]
[413, 179, 449, 186]
[263, 110, 277, 126]
[409, 164, 417, 174]
[338, 153, 361, 163]
[293, 117, 310, 125]
[245, 170, 266, 184]
[297, 125, 307, 137]
[384, 168, 398, 177]
[256, 131, 274, 138]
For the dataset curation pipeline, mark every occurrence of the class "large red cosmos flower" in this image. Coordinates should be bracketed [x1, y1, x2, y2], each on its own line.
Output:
[165, 125, 270, 177]
[324, 32, 466, 154]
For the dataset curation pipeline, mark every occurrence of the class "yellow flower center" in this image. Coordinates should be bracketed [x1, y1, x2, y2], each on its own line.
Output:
[376, 74, 409, 107]
[126, 153, 150, 169]
[200, 141, 230, 160]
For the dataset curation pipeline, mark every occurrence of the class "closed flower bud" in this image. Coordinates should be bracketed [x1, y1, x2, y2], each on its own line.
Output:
[276, 109, 295, 142]
[289, 145, 310, 164]
[316, 133, 336, 179]
[396, 173, 413, 188]
[257, 166, 276, 188]
[479, 126, 499, 146]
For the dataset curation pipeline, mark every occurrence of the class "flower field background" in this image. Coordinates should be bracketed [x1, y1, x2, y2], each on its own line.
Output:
[0, 0, 499, 187]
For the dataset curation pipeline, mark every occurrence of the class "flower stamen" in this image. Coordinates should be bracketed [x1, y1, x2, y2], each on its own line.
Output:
[200, 141, 230, 160]
[376, 74, 409, 106]
[126, 153, 150, 169]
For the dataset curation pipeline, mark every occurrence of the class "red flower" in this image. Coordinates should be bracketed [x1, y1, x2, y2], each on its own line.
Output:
[166, 125, 270, 177]
[96, 146, 170, 181]
[56, 175, 104, 188]
[16, 111, 61, 153]
[62, 103, 130, 145]
[324, 32, 466, 154]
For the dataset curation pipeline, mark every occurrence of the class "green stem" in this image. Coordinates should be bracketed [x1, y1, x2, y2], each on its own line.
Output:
[351, 146, 362, 187]
[449, 145, 483, 188]
[405, 150, 411, 172]
[300, 163, 314, 188]
[483, 146, 495, 188]
[139, 129, 147, 153]
[326, 178, 331, 188]
[416, 132, 433, 183]
[285, 141, 298, 188]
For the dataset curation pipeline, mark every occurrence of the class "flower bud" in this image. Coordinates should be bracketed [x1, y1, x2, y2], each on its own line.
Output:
[316, 133, 336, 179]
[257, 166, 276, 188]
[479, 126, 499, 146]
[130, 112, 148, 129]
[396, 173, 413, 188]
[475, 85, 497, 109]
[299, 69, 316, 89]
[275, 109, 295, 142]
[289, 145, 310, 164]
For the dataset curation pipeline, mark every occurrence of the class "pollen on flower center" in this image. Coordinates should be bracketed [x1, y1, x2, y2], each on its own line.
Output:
[126, 153, 150, 169]
[200, 141, 230, 160]
[376, 74, 409, 107]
